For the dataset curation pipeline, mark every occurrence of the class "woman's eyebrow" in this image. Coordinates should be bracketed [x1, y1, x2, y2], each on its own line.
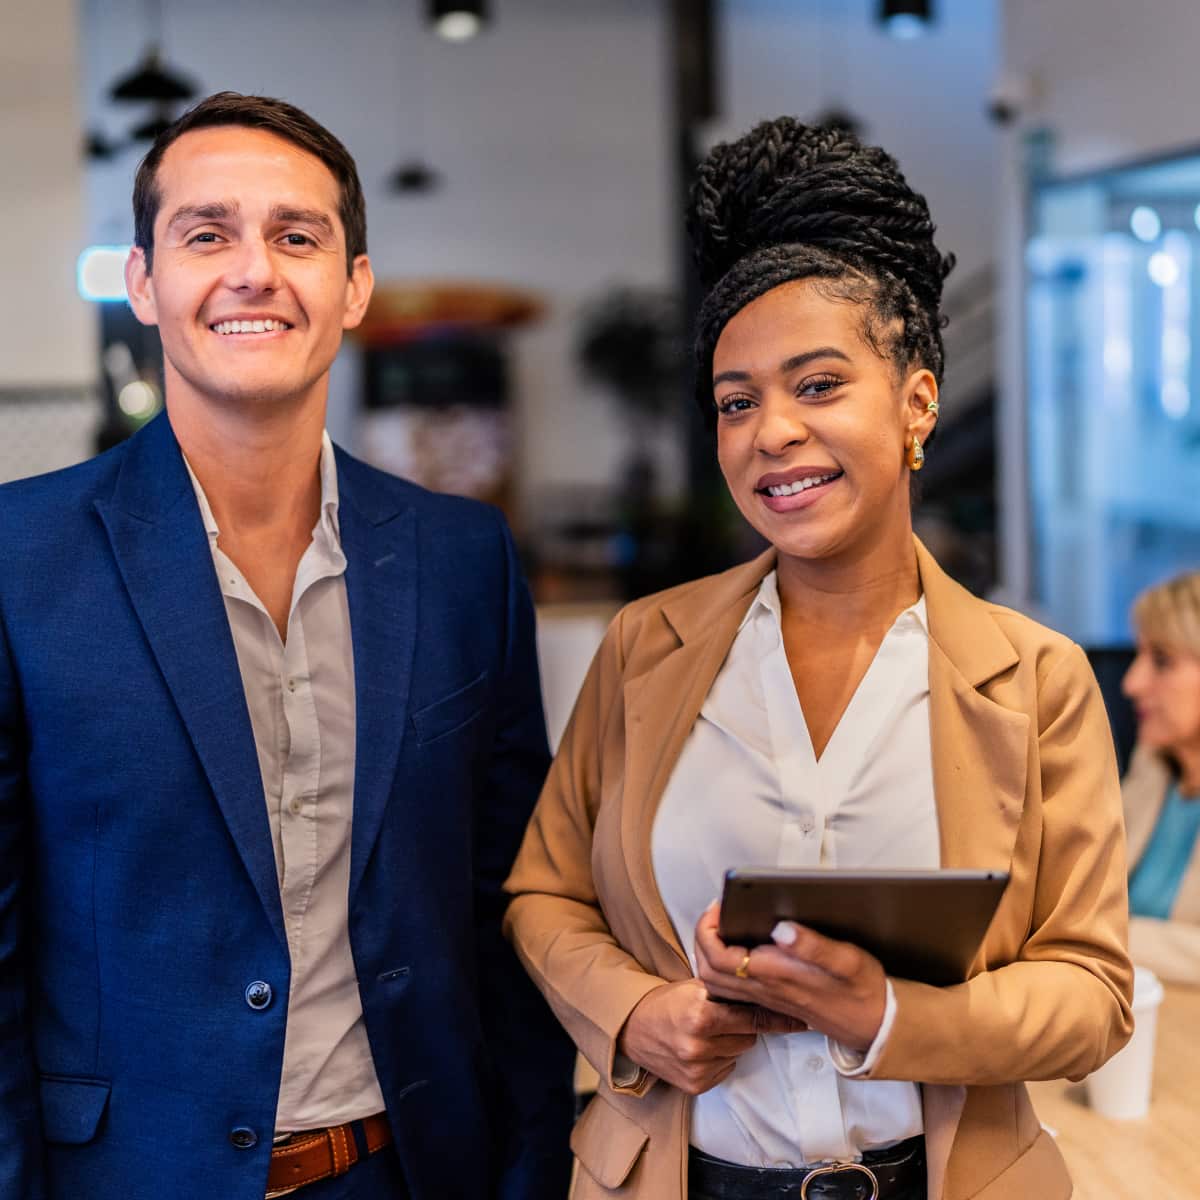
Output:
[713, 346, 851, 387]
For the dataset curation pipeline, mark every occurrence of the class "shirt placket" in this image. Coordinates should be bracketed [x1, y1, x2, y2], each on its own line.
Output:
[755, 606, 852, 1162]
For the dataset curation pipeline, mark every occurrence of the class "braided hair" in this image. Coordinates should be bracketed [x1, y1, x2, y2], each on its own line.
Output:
[688, 118, 955, 429]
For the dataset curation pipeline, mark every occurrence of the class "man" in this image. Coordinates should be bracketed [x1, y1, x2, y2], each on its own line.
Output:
[0, 92, 574, 1200]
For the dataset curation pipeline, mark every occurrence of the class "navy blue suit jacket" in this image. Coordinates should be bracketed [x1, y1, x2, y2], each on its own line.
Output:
[0, 413, 574, 1199]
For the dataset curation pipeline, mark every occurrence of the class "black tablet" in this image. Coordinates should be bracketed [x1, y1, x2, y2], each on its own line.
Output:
[718, 867, 1009, 987]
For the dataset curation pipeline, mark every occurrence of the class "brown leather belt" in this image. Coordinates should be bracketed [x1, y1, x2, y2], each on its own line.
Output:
[265, 1112, 392, 1198]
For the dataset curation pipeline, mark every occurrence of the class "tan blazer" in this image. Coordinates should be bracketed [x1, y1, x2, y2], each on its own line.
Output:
[505, 541, 1133, 1200]
[1122, 747, 1200, 983]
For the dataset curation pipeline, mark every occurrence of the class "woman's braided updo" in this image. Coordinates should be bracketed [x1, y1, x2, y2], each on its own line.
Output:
[688, 117, 956, 427]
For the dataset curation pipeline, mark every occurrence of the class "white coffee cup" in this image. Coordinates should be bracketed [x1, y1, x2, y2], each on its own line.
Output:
[1084, 965, 1164, 1119]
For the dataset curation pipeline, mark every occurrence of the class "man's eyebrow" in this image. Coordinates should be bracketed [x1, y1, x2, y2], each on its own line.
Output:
[712, 347, 851, 387]
[166, 201, 238, 229]
[270, 206, 336, 237]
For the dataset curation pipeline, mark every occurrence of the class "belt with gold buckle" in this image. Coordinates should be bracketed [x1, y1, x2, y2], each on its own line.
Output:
[800, 1161, 880, 1199]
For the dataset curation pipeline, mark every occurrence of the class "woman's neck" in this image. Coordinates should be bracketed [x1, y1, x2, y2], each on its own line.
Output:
[1176, 744, 1200, 798]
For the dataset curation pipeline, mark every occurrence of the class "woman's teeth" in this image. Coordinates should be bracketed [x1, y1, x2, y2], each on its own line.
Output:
[766, 472, 840, 497]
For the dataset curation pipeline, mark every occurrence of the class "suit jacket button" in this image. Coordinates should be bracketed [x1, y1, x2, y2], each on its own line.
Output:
[230, 1127, 258, 1149]
[245, 981, 273, 1010]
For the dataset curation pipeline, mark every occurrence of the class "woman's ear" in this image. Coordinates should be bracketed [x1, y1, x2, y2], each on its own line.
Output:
[904, 368, 939, 444]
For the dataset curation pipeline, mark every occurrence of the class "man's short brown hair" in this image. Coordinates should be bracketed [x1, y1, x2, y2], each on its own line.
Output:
[132, 91, 367, 274]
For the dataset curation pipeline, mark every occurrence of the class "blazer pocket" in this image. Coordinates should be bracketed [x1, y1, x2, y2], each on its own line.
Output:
[411, 671, 489, 745]
[570, 1091, 649, 1190]
[39, 1074, 112, 1145]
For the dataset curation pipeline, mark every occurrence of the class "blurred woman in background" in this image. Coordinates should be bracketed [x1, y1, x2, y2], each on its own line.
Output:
[1122, 570, 1200, 983]
[505, 117, 1132, 1200]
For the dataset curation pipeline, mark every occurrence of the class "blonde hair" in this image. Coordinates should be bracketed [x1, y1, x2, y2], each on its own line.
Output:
[1132, 570, 1200, 655]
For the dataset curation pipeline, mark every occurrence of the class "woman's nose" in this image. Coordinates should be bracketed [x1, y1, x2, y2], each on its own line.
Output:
[753, 395, 809, 455]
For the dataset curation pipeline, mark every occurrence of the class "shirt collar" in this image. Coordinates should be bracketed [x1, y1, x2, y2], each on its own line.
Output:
[739, 569, 929, 635]
[183, 431, 342, 547]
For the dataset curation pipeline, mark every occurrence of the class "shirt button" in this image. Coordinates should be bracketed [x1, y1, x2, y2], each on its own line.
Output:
[806, 1054, 825, 1073]
[286, 678, 296, 693]
[229, 1126, 258, 1149]
[799, 818, 816, 836]
[244, 981, 273, 1010]
[289, 797, 302, 816]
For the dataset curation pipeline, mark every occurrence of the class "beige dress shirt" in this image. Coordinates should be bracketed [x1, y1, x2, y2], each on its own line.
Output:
[186, 434, 385, 1131]
[651, 571, 939, 1166]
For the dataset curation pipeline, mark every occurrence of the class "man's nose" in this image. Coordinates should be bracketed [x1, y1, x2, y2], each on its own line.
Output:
[225, 236, 279, 292]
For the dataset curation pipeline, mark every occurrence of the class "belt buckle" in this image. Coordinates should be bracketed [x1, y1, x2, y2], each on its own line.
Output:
[799, 1160, 880, 1200]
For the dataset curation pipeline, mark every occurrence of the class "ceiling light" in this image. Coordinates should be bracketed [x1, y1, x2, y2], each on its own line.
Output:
[879, 0, 934, 38]
[1130, 205, 1162, 243]
[429, 0, 488, 41]
[109, 47, 196, 103]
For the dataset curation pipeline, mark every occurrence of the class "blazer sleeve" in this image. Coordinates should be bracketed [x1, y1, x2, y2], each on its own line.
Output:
[504, 608, 670, 1094]
[0, 599, 46, 1197]
[867, 643, 1135, 1086]
[473, 510, 576, 1200]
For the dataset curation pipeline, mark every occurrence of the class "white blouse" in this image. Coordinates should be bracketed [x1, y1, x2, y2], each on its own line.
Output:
[650, 570, 939, 1166]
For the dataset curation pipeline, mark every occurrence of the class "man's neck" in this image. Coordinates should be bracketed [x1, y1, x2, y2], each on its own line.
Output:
[167, 395, 326, 541]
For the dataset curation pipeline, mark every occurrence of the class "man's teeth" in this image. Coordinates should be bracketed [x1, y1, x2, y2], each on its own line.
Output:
[766, 473, 839, 497]
[211, 319, 290, 335]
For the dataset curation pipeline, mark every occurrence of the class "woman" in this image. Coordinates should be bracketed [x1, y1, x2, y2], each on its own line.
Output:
[1121, 570, 1200, 983]
[505, 119, 1132, 1200]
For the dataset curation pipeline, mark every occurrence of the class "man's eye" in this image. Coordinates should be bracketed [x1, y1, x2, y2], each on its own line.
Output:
[283, 233, 313, 246]
[189, 232, 219, 244]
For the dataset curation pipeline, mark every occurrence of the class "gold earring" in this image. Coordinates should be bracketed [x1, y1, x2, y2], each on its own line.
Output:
[907, 435, 925, 472]
[926, 399, 939, 416]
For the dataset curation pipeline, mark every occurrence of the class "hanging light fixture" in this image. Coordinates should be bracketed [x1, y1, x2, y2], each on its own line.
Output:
[428, 0, 488, 42]
[878, 0, 934, 39]
[109, 47, 196, 102]
[108, 0, 197, 103]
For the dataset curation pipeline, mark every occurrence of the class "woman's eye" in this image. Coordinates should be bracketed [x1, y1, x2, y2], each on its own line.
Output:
[798, 374, 843, 398]
[715, 394, 754, 416]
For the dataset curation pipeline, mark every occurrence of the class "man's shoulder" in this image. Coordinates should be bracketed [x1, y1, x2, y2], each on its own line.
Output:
[332, 444, 506, 539]
[0, 439, 129, 530]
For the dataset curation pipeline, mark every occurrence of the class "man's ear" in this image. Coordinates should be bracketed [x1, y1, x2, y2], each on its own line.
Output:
[341, 254, 375, 331]
[125, 246, 159, 326]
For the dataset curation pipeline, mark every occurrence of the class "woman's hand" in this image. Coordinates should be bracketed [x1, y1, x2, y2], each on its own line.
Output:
[694, 902, 888, 1053]
[617, 977, 805, 1095]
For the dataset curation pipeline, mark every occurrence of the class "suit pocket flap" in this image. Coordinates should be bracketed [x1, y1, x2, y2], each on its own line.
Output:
[570, 1093, 649, 1189]
[40, 1075, 112, 1145]
[411, 671, 489, 744]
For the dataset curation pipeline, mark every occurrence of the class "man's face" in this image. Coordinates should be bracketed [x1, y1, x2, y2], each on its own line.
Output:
[125, 125, 372, 415]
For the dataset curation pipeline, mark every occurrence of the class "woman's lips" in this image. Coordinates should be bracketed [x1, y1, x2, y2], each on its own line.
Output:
[758, 472, 842, 512]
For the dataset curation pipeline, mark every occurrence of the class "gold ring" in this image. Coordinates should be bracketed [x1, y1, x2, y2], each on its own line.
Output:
[735, 952, 752, 979]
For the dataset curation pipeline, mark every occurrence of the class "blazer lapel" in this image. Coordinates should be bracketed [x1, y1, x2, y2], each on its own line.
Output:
[620, 554, 772, 970]
[333, 450, 418, 903]
[94, 413, 286, 949]
[918, 541, 1028, 873]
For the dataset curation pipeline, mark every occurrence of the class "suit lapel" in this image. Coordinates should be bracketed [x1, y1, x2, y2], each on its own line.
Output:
[95, 414, 286, 949]
[334, 450, 418, 903]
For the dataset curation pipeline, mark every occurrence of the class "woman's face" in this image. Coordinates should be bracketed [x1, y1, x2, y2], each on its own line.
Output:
[1122, 639, 1200, 756]
[712, 280, 937, 567]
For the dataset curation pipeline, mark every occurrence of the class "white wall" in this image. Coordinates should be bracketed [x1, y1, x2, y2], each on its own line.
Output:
[1003, 0, 1200, 175]
[78, 0, 680, 514]
[0, 0, 95, 388]
[715, 0, 1000, 286]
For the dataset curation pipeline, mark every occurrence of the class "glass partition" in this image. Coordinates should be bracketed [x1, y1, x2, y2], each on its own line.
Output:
[1028, 153, 1200, 643]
